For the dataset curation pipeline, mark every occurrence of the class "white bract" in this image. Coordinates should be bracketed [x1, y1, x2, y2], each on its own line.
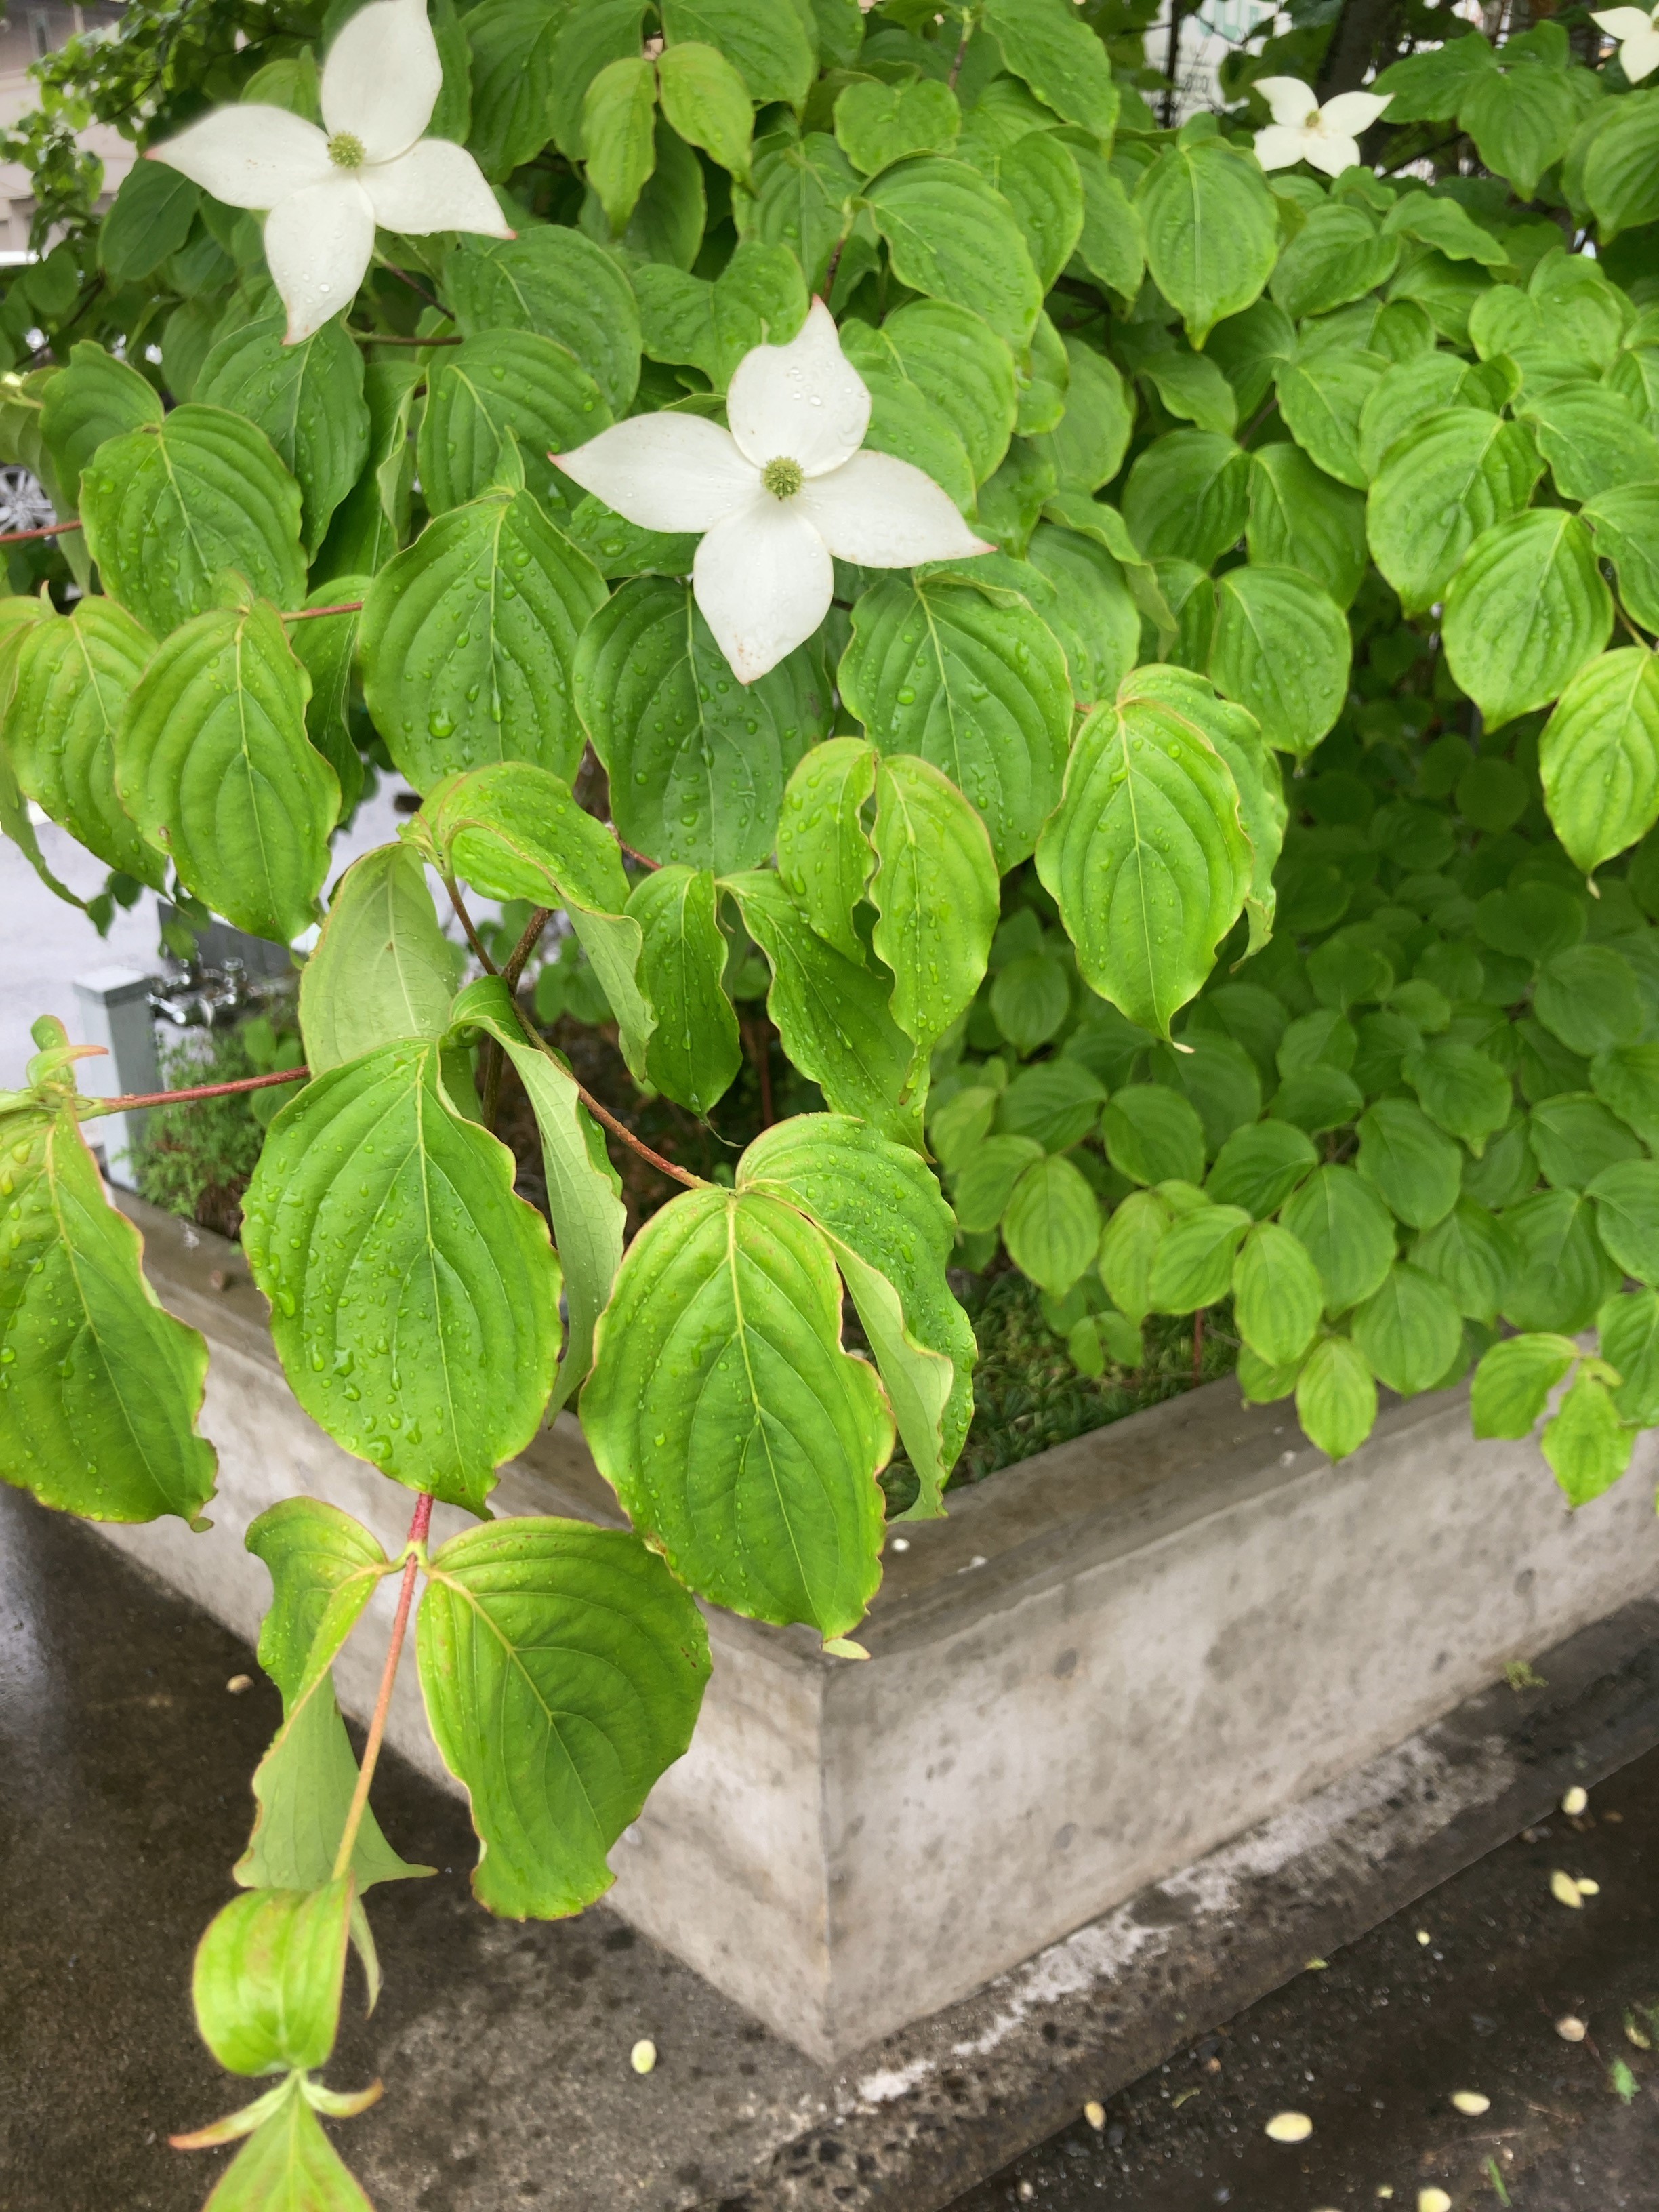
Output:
[149, 0, 510, 344]
[1253, 77, 1391, 178]
[1593, 5, 1659, 83]
[553, 300, 992, 682]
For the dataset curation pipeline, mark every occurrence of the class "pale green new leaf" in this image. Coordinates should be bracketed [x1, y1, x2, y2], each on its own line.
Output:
[834, 77, 959, 176]
[79, 403, 305, 638]
[197, 2079, 373, 2211]
[583, 54, 659, 230]
[1295, 1334, 1378, 1458]
[1538, 648, 1659, 876]
[582, 1185, 891, 1636]
[241, 1038, 562, 1515]
[193, 1880, 354, 2077]
[1542, 1370, 1634, 1505]
[1035, 666, 1252, 1037]
[119, 590, 336, 945]
[657, 39, 754, 180]
[1442, 509, 1612, 731]
[299, 846, 458, 1076]
[870, 753, 1000, 1061]
[1469, 1329, 1577, 1437]
[628, 865, 742, 1115]
[1003, 1152, 1101, 1298]
[1233, 1221, 1322, 1367]
[361, 479, 607, 794]
[741, 1113, 975, 1518]
[419, 1518, 710, 1916]
[1208, 566, 1351, 756]
[1098, 1186, 1170, 1324]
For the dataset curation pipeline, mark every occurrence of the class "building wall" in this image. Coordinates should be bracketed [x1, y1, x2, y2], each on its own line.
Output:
[0, 2, 131, 253]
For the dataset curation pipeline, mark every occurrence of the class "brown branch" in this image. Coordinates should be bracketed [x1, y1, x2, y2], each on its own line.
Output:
[443, 876, 496, 973]
[617, 838, 661, 872]
[283, 599, 365, 623]
[570, 1076, 704, 1189]
[87, 1066, 308, 1113]
[0, 517, 82, 546]
[501, 907, 552, 996]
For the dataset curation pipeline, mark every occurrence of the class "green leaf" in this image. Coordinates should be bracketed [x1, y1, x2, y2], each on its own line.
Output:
[1502, 1187, 1621, 1332]
[628, 864, 742, 1115]
[1149, 1201, 1251, 1313]
[39, 340, 162, 511]
[1036, 666, 1252, 1038]
[1098, 1185, 1169, 1324]
[1121, 429, 1249, 568]
[1232, 1219, 1322, 1366]
[1411, 1195, 1519, 1324]
[998, 129, 1084, 295]
[1357, 350, 1501, 479]
[1582, 86, 1659, 238]
[1366, 407, 1542, 615]
[1003, 1152, 1102, 1298]
[1204, 1118, 1317, 1217]
[1275, 348, 1387, 490]
[287, 581, 366, 823]
[1592, 1042, 1659, 1149]
[100, 159, 200, 281]
[0, 1028, 216, 1525]
[1355, 1097, 1462, 1230]
[546, 0, 650, 159]
[1032, 339, 1132, 495]
[241, 1038, 562, 1515]
[869, 752, 999, 1063]
[80, 404, 305, 639]
[451, 975, 627, 1408]
[1281, 1162, 1397, 1314]
[1539, 649, 1659, 878]
[1530, 1090, 1641, 1189]
[419, 1517, 709, 1914]
[1402, 1039, 1512, 1155]
[953, 1133, 1043, 1231]
[836, 298, 1017, 487]
[361, 481, 607, 794]
[1022, 520, 1141, 706]
[1471, 1329, 1577, 1437]
[1353, 1260, 1464, 1393]
[1520, 383, 1659, 506]
[1271, 203, 1400, 324]
[1208, 566, 1351, 757]
[583, 55, 659, 230]
[1071, 142, 1145, 300]
[419, 332, 611, 516]
[197, 2079, 373, 2211]
[1542, 1370, 1634, 1505]
[1246, 443, 1366, 611]
[632, 240, 809, 390]
[577, 577, 829, 871]
[1534, 946, 1645, 1059]
[298, 846, 457, 1077]
[985, 0, 1118, 136]
[834, 76, 958, 175]
[1136, 136, 1277, 348]
[194, 316, 369, 558]
[5, 598, 163, 888]
[413, 762, 653, 1080]
[1460, 62, 1580, 201]
[742, 130, 859, 293]
[194, 1878, 352, 2078]
[1100, 1082, 1207, 1187]
[998, 1057, 1108, 1150]
[741, 1112, 975, 1516]
[658, 39, 754, 179]
[1443, 510, 1612, 733]
[464, 0, 569, 177]
[1137, 348, 1237, 439]
[445, 228, 642, 418]
[582, 1184, 891, 1636]
[661, 0, 813, 104]
[1380, 191, 1508, 266]
[723, 869, 920, 1147]
[775, 733, 876, 961]
[1295, 1334, 1378, 1458]
[1588, 1158, 1659, 1284]
[865, 156, 1042, 349]
[1600, 1287, 1659, 1423]
[120, 589, 335, 943]
[838, 572, 1069, 871]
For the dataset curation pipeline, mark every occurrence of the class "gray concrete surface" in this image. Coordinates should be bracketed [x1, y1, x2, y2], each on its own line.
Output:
[8, 1478, 1659, 2212]
[94, 1193, 1659, 2062]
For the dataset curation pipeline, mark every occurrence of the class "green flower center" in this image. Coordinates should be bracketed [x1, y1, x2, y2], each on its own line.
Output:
[762, 455, 804, 500]
[327, 131, 366, 169]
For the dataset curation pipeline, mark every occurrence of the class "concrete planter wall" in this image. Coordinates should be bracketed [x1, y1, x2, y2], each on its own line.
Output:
[100, 1194, 1659, 2066]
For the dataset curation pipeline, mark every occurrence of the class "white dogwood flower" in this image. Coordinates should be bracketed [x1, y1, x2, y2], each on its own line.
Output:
[149, 0, 510, 344]
[1593, 4, 1659, 81]
[553, 300, 993, 682]
[1253, 77, 1391, 177]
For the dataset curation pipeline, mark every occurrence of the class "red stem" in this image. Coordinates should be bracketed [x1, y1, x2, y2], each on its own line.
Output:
[284, 599, 364, 622]
[0, 517, 83, 545]
[333, 1491, 433, 1882]
[617, 839, 661, 872]
[92, 1066, 308, 1112]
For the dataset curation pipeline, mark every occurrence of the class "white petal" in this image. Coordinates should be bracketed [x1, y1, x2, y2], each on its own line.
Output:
[553, 414, 758, 533]
[1320, 89, 1390, 135]
[1592, 7, 1654, 35]
[363, 139, 513, 237]
[1620, 17, 1659, 73]
[798, 451, 993, 568]
[693, 494, 833, 683]
[322, 0, 443, 162]
[148, 107, 331, 211]
[1253, 124, 1311, 172]
[1304, 128, 1362, 177]
[263, 176, 376, 344]
[1255, 75, 1319, 127]
[725, 298, 872, 478]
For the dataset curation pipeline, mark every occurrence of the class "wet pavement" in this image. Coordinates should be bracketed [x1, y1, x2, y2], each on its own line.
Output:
[7, 1473, 1659, 2212]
